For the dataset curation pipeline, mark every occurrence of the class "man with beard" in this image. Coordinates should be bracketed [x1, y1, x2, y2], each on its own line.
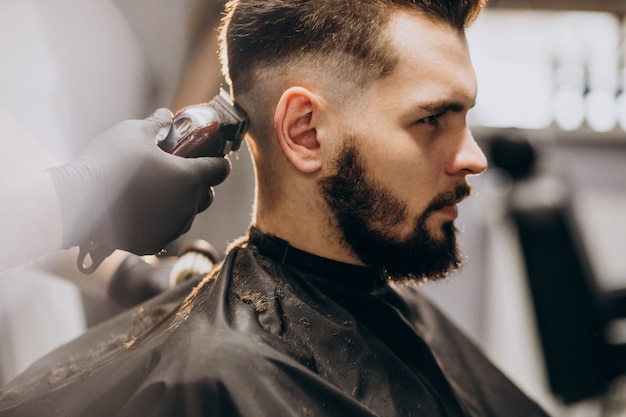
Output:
[0, 0, 551, 416]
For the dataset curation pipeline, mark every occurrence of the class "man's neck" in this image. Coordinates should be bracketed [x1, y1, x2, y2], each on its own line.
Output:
[253, 215, 364, 267]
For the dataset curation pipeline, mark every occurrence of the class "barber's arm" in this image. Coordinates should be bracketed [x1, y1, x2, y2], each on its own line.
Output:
[0, 109, 229, 272]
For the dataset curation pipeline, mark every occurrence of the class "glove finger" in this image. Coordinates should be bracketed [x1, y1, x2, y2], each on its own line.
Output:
[146, 108, 174, 143]
[180, 192, 209, 235]
[179, 187, 213, 235]
[186, 157, 231, 186]
[180, 216, 195, 236]
[197, 187, 215, 214]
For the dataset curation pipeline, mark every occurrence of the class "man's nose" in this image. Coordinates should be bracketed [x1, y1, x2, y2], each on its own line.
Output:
[446, 127, 488, 176]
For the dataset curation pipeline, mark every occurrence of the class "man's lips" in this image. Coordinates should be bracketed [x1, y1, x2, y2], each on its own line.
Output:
[438, 203, 459, 219]
[427, 185, 471, 220]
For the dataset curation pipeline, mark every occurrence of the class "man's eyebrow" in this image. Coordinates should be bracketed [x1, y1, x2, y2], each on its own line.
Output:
[417, 100, 475, 114]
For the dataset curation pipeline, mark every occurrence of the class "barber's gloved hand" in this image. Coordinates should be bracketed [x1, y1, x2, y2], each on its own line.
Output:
[48, 108, 230, 269]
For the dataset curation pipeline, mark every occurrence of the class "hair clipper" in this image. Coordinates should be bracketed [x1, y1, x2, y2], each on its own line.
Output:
[158, 87, 249, 157]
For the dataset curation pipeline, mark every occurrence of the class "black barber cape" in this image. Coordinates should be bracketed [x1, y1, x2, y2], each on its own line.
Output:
[0, 228, 550, 416]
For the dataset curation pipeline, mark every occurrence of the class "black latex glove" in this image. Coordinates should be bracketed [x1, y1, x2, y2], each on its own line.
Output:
[48, 108, 230, 270]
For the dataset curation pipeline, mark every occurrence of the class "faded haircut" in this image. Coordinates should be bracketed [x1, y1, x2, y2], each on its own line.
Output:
[219, 0, 486, 96]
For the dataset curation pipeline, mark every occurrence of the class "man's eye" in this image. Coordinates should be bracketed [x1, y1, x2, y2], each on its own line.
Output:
[418, 112, 444, 126]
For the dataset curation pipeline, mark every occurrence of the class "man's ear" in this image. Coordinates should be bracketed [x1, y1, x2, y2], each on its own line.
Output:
[274, 87, 323, 174]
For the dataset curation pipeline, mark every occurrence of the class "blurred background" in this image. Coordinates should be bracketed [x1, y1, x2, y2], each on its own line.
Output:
[1, 1, 625, 416]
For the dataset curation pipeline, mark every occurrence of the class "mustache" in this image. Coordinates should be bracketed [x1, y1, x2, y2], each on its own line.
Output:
[426, 184, 472, 214]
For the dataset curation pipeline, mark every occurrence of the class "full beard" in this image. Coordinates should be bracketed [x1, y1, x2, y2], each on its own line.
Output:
[318, 142, 470, 283]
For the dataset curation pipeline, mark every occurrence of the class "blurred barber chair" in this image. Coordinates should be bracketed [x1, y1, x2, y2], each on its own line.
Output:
[488, 134, 626, 406]
[107, 239, 219, 309]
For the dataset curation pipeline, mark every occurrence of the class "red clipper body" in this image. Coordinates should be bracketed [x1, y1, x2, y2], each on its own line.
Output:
[158, 87, 249, 157]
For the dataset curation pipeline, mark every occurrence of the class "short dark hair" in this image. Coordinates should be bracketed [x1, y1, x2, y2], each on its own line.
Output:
[219, 0, 486, 95]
